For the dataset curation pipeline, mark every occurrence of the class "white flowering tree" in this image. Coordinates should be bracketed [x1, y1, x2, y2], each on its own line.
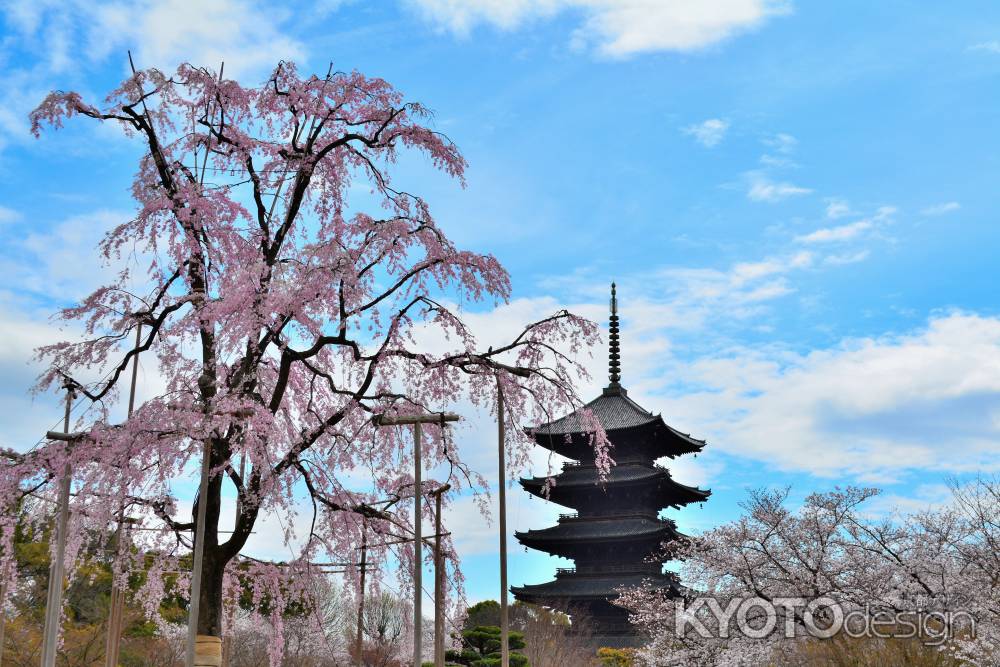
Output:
[619, 480, 1000, 666]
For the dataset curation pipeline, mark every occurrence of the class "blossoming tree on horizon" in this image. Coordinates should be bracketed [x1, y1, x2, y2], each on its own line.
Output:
[2, 60, 604, 662]
[618, 480, 1000, 666]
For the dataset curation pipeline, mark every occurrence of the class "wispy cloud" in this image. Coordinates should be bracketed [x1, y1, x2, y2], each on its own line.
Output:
[683, 118, 730, 148]
[825, 198, 851, 219]
[0, 208, 130, 302]
[796, 219, 872, 243]
[755, 132, 800, 168]
[746, 171, 812, 202]
[796, 206, 895, 244]
[406, 0, 793, 57]
[762, 132, 798, 154]
[920, 201, 960, 216]
[823, 249, 870, 265]
[969, 41, 1000, 54]
[0, 206, 20, 225]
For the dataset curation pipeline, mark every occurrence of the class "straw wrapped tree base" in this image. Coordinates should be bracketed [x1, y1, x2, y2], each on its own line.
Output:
[195, 635, 223, 667]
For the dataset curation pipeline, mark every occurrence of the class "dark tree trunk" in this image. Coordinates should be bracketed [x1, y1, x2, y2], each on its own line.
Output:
[197, 441, 228, 637]
[198, 551, 226, 636]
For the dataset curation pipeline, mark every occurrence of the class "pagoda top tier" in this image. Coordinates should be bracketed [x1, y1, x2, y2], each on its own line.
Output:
[528, 284, 706, 460]
[535, 384, 655, 435]
[531, 387, 705, 446]
[529, 389, 705, 460]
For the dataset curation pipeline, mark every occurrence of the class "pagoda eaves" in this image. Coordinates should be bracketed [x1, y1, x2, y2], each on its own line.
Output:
[511, 283, 712, 647]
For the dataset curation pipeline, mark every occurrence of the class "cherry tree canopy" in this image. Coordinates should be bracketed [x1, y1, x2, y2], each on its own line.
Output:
[619, 481, 1000, 666]
[0, 61, 604, 661]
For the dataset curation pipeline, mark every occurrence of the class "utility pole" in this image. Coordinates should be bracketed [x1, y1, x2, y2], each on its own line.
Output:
[106, 322, 142, 667]
[104, 518, 136, 667]
[429, 483, 451, 667]
[41, 383, 75, 667]
[355, 521, 367, 662]
[373, 412, 459, 667]
[496, 379, 509, 667]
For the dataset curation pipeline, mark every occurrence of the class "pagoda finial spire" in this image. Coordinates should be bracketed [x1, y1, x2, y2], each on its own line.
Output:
[609, 282, 621, 387]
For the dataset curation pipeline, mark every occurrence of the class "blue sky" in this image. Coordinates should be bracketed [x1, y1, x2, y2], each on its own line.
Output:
[3, 0, 1000, 609]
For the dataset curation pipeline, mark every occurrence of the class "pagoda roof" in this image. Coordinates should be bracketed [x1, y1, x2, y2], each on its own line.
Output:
[532, 386, 659, 435]
[520, 463, 711, 507]
[529, 386, 706, 458]
[515, 515, 679, 548]
[511, 571, 680, 601]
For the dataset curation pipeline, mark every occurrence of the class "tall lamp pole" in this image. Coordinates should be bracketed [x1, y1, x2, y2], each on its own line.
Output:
[40, 383, 75, 667]
[373, 412, 459, 667]
[496, 379, 509, 667]
[429, 483, 451, 667]
[106, 322, 143, 667]
[355, 520, 368, 661]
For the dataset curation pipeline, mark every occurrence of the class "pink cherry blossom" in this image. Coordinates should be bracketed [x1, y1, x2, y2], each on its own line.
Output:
[8, 61, 603, 664]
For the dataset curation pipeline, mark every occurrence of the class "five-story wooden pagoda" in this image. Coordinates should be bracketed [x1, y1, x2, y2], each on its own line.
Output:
[511, 284, 710, 645]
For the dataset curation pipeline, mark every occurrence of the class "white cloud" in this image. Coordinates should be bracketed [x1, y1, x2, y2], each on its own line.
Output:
[969, 41, 1000, 54]
[758, 153, 796, 168]
[762, 132, 797, 154]
[2, 209, 128, 301]
[0, 206, 173, 449]
[746, 171, 812, 202]
[683, 118, 730, 148]
[0, 0, 305, 158]
[662, 313, 1000, 479]
[823, 249, 870, 265]
[865, 483, 954, 517]
[825, 198, 851, 219]
[93, 0, 305, 77]
[456, 282, 1000, 486]
[1, 0, 304, 79]
[406, 0, 793, 57]
[796, 206, 894, 244]
[0, 206, 20, 225]
[422, 272, 1000, 487]
[920, 201, 960, 216]
[795, 219, 872, 244]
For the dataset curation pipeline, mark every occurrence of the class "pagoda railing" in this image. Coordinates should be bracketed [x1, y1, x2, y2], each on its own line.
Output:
[591, 621, 635, 634]
[558, 511, 661, 521]
[554, 562, 663, 577]
[562, 458, 658, 470]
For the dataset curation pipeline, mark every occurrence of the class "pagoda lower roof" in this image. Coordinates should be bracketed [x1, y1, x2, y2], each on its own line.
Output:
[515, 515, 679, 547]
[511, 571, 680, 601]
[520, 463, 710, 507]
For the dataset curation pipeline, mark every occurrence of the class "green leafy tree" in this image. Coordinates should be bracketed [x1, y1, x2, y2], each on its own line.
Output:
[463, 600, 501, 631]
[446, 625, 529, 666]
